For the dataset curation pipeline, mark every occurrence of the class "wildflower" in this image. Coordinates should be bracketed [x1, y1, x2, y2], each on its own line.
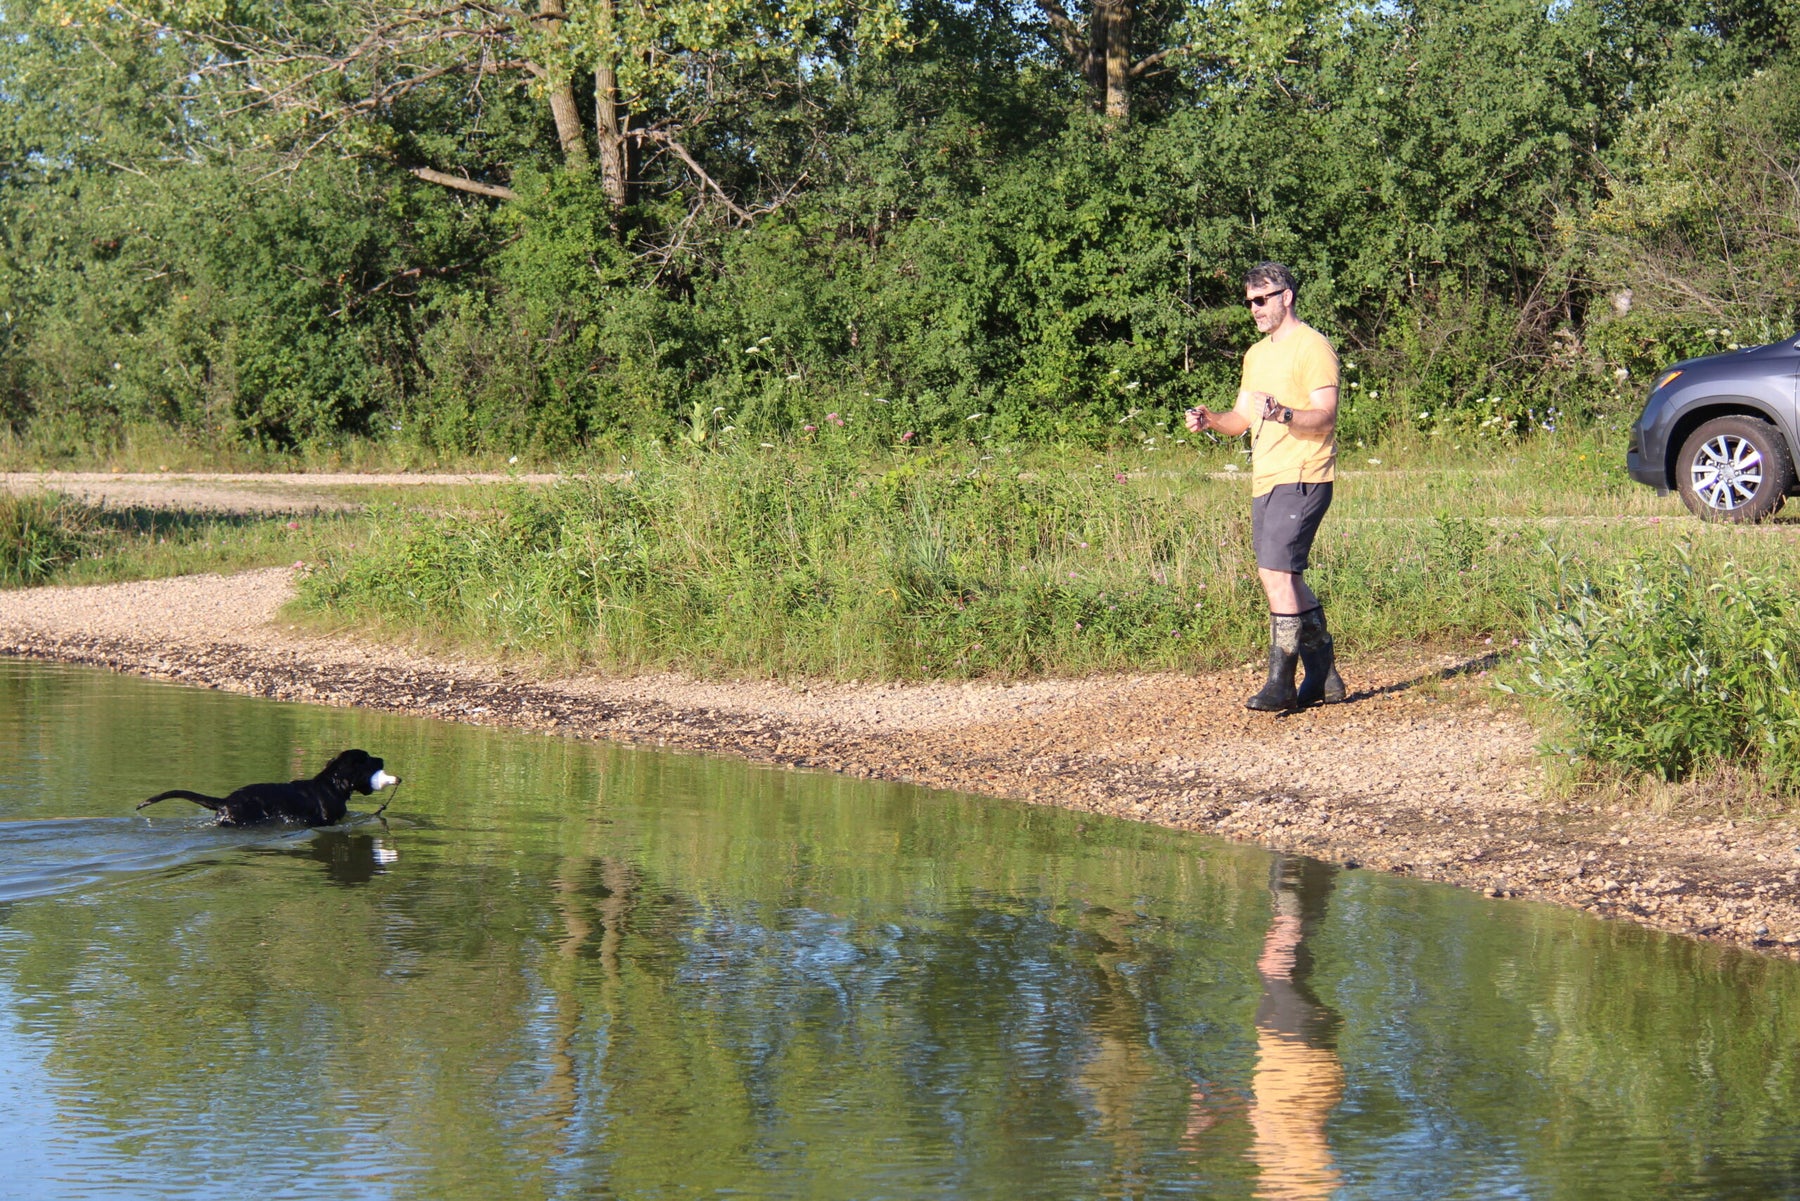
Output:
[390, 423, 402, 432]
[713, 406, 726, 415]
[1069, 572, 1079, 579]
[1614, 367, 1630, 380]
[900, 431, 915, 442]
[1115, 472, 1128, 483]
[786, 373, 801, 381]
[760, 442, 776, 449]
[874, 397, 889, 404]
[825, 412, 844, 426]
[285, 520, 300, 531]
[1367, 458, 1381, 465]
[744, 346, 761, 354]
[721, 425, 736, 434]
[1074, 621, 1083, 630]
[803, 424, 817, 433]
[1223, 464, 1241, 473]
[967, 412, 986, 421]
[1079, 541, 1089, 548]
[508, 455, 519, 464]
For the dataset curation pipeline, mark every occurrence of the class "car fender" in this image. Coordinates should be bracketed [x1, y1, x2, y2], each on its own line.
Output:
[1659, 393, 1800, 492]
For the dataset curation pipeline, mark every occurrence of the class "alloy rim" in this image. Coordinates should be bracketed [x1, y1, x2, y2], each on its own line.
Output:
[1690, 434, 1764, 510]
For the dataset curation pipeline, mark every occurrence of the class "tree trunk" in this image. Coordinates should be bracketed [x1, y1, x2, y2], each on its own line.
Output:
[535, 0, 590, 170]
[593, 0, 629, 212]
[595, 60, 629, 211]
[1102, 0, 1132, 123]
[1087, 0, 1109, 100]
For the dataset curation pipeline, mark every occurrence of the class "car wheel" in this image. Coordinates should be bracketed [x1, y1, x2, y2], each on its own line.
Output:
[1676, 415, 1795, 522]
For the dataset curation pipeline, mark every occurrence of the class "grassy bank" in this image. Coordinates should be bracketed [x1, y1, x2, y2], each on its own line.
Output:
[12, 421, 1800, 793]
[0, 491, 353, 588]
[289, 423, 1758, 683]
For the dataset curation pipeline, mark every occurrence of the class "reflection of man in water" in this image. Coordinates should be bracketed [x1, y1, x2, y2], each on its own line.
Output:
[1248, 855, 1345, 1199]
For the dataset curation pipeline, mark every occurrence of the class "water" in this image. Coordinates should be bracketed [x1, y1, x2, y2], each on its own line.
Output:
[2, 660, 1799, 1199]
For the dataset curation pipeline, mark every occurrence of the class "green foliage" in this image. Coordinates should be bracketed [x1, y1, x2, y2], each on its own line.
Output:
[1516, 548, 1800, 791]
[1575, 63, 1800, 382]
[0, 492, 92, 585]
[3, 0, 1796, 453]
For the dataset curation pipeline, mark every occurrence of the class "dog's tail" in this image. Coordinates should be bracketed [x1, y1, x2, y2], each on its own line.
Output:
[137, 790, 224, 812]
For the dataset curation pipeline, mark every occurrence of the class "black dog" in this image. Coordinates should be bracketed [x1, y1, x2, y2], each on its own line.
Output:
[137, 749, 400, 827]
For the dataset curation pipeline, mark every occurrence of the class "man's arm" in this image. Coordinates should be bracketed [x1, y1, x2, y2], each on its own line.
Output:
[1268, 385, 1338, 434]
[1185, 389, 1261, 437]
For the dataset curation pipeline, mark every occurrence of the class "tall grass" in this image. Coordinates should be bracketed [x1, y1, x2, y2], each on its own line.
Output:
[0, 491, 354, 590]
[0, 492, 94, 586]
[293, 430, 1710, 679]
[1514, 548, 1800, 793]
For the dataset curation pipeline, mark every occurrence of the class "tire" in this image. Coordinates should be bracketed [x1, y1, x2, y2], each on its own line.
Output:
[1675, 415, 1795, 522]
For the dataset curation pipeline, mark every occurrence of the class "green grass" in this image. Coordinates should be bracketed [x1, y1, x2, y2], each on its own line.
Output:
[0, 491, 361, 588]
[289, 420, 1779, 684]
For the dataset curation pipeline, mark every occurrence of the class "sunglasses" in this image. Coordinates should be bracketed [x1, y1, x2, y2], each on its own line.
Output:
[1246, 289, 1286, 309]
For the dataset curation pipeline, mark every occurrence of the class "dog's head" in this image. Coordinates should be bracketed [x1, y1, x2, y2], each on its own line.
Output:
[322, 749, 401, 796]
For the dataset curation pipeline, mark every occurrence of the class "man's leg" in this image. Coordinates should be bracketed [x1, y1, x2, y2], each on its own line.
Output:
[1249, 485, 1343, 711]
[1245, 570, 1309, 712]
[1260, 569, 1345, 707]
[1258, 569, 1317, 615]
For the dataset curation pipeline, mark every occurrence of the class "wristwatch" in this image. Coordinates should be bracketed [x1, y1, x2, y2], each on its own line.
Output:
[1278, 406, 1294, 425]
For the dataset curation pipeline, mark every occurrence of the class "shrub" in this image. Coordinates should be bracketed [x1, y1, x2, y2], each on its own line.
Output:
[1515, 548, 1800, 791]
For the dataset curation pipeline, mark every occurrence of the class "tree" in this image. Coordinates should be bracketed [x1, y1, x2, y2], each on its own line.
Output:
[1028, 0, 1327, 123]
[50, 0, 914, 216]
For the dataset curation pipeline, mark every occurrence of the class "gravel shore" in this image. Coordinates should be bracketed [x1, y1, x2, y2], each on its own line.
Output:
[4, 565, 1798, 957]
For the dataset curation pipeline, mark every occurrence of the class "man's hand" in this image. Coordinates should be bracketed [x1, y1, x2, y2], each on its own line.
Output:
[1256, 393, 1284, 422]
[1184, 406, 1213, 433]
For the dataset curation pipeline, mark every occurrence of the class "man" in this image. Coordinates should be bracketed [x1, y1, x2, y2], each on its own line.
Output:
[1185, 262, 1345, 711]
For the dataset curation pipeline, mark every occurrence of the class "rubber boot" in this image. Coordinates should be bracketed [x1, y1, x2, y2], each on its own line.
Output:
[1246, 614, 1302, 711]
[1296, 606, 1346, 707]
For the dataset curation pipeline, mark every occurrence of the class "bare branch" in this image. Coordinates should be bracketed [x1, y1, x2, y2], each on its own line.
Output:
[1129, 43, 1223, 78]
[1034, 0, 1089, 68]
[408, 165, 518, 200]
[641, 129, 750, 222]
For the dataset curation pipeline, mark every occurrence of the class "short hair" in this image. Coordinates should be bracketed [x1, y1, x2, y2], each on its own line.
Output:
[1244, 261, 1299, 301]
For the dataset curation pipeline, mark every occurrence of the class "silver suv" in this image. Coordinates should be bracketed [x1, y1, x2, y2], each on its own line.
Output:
[1627, 333, 1800, 521]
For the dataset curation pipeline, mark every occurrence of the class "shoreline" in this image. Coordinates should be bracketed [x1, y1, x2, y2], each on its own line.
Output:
[4, 566, 1798, 958]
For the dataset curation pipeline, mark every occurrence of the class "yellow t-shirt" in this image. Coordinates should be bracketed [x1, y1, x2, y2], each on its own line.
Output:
[1241, 323, 1339, 497]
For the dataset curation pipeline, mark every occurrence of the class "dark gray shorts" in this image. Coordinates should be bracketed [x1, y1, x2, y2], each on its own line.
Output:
[1251, 482, 1333, 573]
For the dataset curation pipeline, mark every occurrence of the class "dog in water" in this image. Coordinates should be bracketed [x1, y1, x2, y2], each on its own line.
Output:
[137, 749, 400, 827]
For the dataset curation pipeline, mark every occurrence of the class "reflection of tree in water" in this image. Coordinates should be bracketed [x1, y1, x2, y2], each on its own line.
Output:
[1075, 905, 1192, 1198]
[1247, 854, 1344, 1200]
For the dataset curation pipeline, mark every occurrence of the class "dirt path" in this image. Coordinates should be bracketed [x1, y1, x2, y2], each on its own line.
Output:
[0, 470, 565, 513]
[3, 567, 1798, 957]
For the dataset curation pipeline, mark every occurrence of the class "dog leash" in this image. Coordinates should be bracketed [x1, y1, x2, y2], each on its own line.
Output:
[371, 778, 402, 820]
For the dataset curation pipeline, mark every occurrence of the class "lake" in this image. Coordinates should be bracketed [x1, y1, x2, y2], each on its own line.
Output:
[1, 658, 1797, 1199]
